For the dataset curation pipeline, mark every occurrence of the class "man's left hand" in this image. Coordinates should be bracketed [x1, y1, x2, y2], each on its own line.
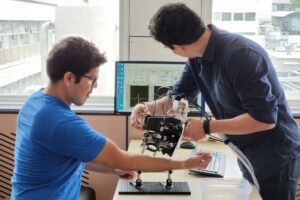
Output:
[114, 169, 137, 179]
[183, 118, 206, 141]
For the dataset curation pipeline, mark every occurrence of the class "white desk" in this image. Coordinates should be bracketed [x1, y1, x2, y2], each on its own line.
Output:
[113, 140, 262, 200]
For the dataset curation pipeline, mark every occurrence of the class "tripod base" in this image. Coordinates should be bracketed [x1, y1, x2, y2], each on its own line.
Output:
[118, 180, 191, 195]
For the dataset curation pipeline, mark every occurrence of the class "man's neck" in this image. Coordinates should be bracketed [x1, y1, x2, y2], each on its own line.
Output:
[194, 28, 211, 57]
[43, 82, 71, 106]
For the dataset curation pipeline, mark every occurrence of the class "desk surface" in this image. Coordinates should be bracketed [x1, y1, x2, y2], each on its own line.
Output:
[113, 140, 262, 200]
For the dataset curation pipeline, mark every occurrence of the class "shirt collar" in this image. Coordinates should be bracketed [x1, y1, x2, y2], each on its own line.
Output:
[202, 24, 219, 63]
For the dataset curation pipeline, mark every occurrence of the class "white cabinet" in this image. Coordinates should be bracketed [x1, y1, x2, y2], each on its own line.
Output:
[129, 37, 186, 61]
[129, 0, 201, 36]
[121, 0, 203, 61]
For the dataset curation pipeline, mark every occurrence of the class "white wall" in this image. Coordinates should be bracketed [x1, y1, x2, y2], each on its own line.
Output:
[120, 0, 207, 61]
[55, 4, 117, 95]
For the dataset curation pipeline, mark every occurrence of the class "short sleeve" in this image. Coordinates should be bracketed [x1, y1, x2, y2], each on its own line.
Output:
[50, 116, 106, 162]
[172, 60, 200, 100]
[227, 49, 278, 123]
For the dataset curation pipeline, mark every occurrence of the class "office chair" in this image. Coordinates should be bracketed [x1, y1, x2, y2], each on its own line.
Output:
[0, 132, 95, 200]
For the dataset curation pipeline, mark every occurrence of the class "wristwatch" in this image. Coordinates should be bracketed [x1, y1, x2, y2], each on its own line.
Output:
[203, 117, 211, 135]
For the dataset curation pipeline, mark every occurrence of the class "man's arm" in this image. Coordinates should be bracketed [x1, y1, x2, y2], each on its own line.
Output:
[92, 137, 211, 172]
[85, 163, 136, 179]
[130, 96, 171, 130]
[210, 113, 275, 134]
[85, 162, 115, 173]
[184, 113, 275, 141]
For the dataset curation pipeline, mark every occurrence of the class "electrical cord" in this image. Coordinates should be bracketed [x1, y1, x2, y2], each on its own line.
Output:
[218, 134, 260, 191]
[208, 135, 224, 143]
[205, 133, 257, 187]
[153, 86, 172, 118]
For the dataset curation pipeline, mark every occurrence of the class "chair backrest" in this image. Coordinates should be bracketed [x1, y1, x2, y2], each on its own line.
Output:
[0, 132, 93, 199]
[0, 132, 15, 199]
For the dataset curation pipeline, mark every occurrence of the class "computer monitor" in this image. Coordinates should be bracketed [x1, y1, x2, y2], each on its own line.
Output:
[114, 61, 203, 114]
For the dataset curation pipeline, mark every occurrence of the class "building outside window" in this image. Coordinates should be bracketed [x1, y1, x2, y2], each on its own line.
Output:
[222, 12, 232, 21]
[0, 0, 118, 112]
[245, 12, 256, 21]
[234, 13, 244, 21]
[213, 12, 222, 21]
[212, 0, 300, 114]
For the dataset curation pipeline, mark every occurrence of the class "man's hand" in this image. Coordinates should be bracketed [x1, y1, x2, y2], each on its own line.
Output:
[183, 118, 206, 141]
[185, 152, 212, 169]
[130, 103, 151, 130]
[114, 169, 137, 179]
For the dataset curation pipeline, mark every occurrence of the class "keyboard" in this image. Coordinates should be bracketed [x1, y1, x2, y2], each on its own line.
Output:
[189, 149, 226, 177]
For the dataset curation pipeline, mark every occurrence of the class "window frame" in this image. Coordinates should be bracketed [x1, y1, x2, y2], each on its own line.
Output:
[0, 0, 299, 116]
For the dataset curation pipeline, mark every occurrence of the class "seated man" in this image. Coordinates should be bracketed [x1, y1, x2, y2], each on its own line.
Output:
[11, 36, 211, 200]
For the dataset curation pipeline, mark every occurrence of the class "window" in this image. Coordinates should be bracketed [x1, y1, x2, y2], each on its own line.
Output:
[0, 0, 117, 112]
[0, 22, 5, 34]
[212, 0, 300, 114]
[234, 13, 243, 21]
[221, 12, 232, 21]
[213, 12, 221, 21]
[245, 12, 256, 21]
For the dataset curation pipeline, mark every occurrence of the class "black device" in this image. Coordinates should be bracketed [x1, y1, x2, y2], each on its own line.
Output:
[119, 115, 191, 195]
[142, 115, 183, 157]
[118, 180, 191, 195]
[116, 76, 208, 195]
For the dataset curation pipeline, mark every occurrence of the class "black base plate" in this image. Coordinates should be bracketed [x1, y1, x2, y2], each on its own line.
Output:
[118, 180, 191, 195]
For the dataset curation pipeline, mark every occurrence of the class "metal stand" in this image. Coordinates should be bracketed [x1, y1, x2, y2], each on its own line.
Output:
[118, 180, 191, 195]
[160, 170, 173, 189]
[120, 168, 190, 195]
[118, 121, 190, 195]
[129, 171, 143, 189]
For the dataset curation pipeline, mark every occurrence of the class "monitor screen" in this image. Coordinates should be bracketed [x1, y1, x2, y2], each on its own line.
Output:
[114, 61, 202, 114]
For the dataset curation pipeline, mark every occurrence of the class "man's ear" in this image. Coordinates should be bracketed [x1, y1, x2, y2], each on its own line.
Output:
[64, 72, 74, 87]
[173, 44, 186, 53]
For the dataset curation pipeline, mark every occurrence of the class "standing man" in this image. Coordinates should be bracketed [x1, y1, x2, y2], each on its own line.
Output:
[130, 3, 300, 200]
[11, 36, 211, 200]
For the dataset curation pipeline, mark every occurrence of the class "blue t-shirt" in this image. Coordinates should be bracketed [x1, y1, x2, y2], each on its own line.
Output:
[11, 90, 106, 200]
[173, 24, 300, 180]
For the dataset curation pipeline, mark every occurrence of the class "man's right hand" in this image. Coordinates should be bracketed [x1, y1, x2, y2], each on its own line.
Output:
[185, 152, 212, 169]
[130, 103, 151, 130]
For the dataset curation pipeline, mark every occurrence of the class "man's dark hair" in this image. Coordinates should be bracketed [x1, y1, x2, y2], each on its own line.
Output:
[149, 3, 206, 49]
[46, 36, 107, 83]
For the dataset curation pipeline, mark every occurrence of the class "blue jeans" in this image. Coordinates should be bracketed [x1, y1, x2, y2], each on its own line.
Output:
[245, 157, 300, 200]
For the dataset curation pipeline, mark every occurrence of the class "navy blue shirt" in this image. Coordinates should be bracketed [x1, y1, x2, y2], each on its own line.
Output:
[173, 24, 300, 180]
